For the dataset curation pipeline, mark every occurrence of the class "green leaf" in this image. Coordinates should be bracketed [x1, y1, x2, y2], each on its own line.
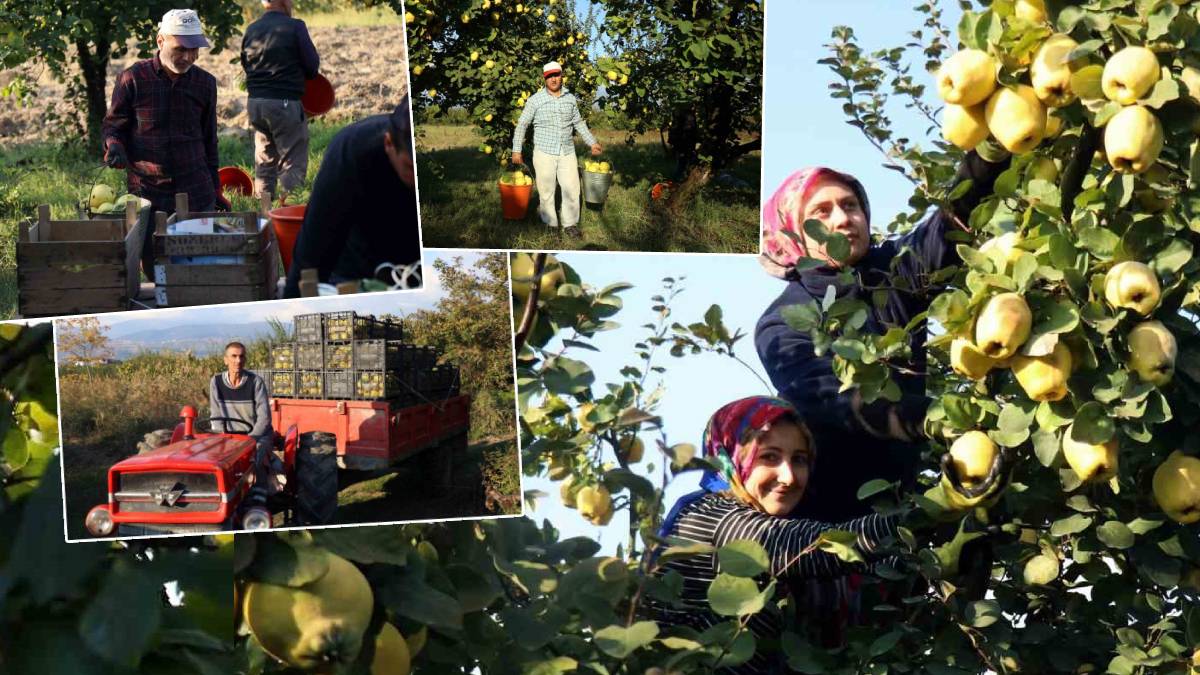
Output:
[1071, 402, 1115, 444]
[1069, 64, 1105, 99]
[868, 629, 904, 657]
[79, 559, 163, 669]
[1153, 238, 1193, 277]
[1032, 429, 1060, 468]
[1097, 521, 1135, 549]
[542, 356, 595, 395]
[856, 478, 893, 500]
[965, 600, 1003, 628]
[1077, 226, 1120, 260]
[1142, 74, 1180, 109]
[707, 573, 773, 617]
[815, 530, 864, 563]
[593, 621, 659, 659]
[717, 540, 770, 578]
[1050, 514, 1093, 537]
[244, 534, 331, 587]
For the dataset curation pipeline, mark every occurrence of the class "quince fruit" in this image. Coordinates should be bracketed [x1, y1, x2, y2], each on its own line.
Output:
[936, 49, 997, 106]
[974, 292, 1032, 360]
[1061, 422, 1119, 483]
[985, 85, 1047, 154]
[1102, 46, 1160, 105]
[1011, 341, 1072, 402]
[1127, 320, 1176, 387]
[1104, 261, 1161, 315]
[1104, 105, 1163, 174]
[1153, 451, 1200, 524]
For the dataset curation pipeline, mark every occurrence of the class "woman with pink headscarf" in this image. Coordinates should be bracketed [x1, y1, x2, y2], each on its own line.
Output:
[646, 396, 899, 673]
[754, 153, 1008, 523]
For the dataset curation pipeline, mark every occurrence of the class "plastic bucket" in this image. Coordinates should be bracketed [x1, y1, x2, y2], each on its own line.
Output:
[499, 181, 533, 220]
[582, 169, 613, 204]
[301, 74, 336, 117]
[218, 166, 253, 197]
[268, 204, 306, 271]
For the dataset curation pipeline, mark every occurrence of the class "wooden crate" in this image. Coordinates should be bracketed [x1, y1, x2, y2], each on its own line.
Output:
[16, 202, 146, 317]
[152, 193, 280, 307]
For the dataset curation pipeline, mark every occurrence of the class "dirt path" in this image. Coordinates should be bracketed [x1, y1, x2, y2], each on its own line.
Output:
[0, 24, 409, 144]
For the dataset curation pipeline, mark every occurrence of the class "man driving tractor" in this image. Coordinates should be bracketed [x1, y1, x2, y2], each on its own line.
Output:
[209, 342, 275, 489]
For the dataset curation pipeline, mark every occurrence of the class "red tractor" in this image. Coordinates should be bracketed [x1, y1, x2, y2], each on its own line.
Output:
[84, 394, 471, 537]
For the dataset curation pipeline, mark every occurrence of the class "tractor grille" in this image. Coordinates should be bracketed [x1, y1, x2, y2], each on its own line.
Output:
[114, 471, 221, 513]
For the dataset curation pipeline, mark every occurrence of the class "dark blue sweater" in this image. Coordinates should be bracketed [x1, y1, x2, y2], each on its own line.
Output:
[240, 10, 320, 101]
[755, 154, 1007, 521]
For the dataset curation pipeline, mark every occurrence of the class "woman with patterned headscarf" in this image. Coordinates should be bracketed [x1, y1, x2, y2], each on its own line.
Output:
[754, 153, 1008, 523]
[645, 396, 899, 674]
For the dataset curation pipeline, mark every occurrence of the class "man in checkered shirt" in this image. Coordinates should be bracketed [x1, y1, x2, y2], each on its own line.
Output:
[511, 61, 602, 237]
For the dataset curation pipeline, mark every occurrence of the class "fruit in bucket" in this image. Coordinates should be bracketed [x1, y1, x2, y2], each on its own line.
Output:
[500, 171, 532, 186]
[585, 161, 611, 174]
[89, 184, 115, 210]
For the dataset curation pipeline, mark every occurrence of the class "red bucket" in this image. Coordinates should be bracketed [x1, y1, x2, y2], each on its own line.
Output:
[301, 74, 335, 117]
[218, 166, 253, 197]
[268, 204, 306, 271]
[499, 181, 533, 220]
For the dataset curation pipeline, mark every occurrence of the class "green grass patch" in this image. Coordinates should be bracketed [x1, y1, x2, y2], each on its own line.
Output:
[415, 123, 760, 252]
[0, 120, 348, 318]
[294, 7, 402, 27]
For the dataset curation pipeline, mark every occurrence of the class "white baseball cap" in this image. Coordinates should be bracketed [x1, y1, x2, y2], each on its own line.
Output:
[160, 9, 211, 49]
[543, 61, 563, 77]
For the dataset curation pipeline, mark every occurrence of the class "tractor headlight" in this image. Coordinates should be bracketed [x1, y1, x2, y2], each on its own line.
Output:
[85, 506, 115, 537]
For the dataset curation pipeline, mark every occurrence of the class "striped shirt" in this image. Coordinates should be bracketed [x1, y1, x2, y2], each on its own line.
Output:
[209, 371, 272, 438]
[645, 494, 897, 674]
[511, 87, 598, 156]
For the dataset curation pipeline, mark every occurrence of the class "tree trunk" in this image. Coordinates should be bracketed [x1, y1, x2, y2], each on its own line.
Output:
[665, 163, 712, 215]
[76, 39, 110, 157]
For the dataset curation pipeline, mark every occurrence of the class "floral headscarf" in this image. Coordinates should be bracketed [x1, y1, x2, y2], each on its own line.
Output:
[760, 167, 872, 278]
[701, 395, 812, 507]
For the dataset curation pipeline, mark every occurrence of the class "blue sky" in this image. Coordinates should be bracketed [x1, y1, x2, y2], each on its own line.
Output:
[762, 1, 964, 233]
[84, 249, 484, 336]
[522, 252, 789, 550]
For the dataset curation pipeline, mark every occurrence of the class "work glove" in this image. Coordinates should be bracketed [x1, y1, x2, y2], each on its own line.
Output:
[104, 142, 128, 170]
[215, 193, 233, 212]
[938, 443, 1014, 512]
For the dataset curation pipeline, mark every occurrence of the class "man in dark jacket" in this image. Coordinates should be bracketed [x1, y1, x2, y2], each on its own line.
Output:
[241, 0, 321, 204]
[102, 9, 227, 279]
[282, 97, 418, 298]
[755, 153, 1007, 521]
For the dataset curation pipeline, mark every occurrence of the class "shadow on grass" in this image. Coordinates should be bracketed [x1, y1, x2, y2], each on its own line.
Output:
[417, 135, 760, 252]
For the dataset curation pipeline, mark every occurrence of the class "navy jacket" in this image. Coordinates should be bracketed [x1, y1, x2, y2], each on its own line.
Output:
[241, 10, 320, 101]
[756, 153, 1007, 521]
[283, 115, 420, 297]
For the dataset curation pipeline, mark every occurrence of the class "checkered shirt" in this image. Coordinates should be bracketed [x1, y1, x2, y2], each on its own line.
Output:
[511, 87, 597, 156]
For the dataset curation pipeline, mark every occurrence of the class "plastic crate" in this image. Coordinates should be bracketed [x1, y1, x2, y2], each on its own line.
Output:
[376, 319, 404, 340]
[295, 313, 323, 342]
[296, 342, 323, 370]
[325, 371, 354, 399]
[354, 370, 405, 400]
[353, 340, 404, 370]
[267, 370, 296, 398]
[325, 342, 353, 370]
[270, 343, 296, 370]
[324, 311, 377, 342]
[297, 370, 323, 398]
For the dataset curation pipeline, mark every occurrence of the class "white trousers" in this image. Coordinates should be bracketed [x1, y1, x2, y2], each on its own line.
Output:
[532, 149, 580, 228]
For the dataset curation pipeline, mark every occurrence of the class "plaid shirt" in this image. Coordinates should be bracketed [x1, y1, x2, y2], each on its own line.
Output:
[102, 54, 220, 213]
[511, 87, 597, 156]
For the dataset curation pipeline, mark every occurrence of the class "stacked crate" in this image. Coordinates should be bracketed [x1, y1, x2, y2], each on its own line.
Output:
[265, 311, 460, 404]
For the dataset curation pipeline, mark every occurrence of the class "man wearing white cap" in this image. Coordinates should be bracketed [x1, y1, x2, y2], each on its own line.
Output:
[102, 9, 225, 279]
[512, 61, 602, 237]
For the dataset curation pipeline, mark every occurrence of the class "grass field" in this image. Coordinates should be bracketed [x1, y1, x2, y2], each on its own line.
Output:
[0, 121, 349, 319]
[416, 124, 761, 252]
[58, 347, 520, 540]
[294, 7, 401, 27]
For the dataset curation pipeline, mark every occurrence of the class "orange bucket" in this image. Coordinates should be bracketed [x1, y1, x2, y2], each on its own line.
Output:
[499, 181, 533, 220]
[268, 204, 306, 271]
[301, 74, 335, 117]
[218, 166, 253, 196]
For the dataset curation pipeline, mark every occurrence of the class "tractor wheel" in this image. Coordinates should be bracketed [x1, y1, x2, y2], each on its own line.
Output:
[295, 431, 338, 526]
[136, 428, 174, 455]
[418, 439, 454, 498]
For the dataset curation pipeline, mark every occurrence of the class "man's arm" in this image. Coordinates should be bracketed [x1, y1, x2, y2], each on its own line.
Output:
[569, 99, 598, 148]
[250, 374, 272, 437]
[203, 75, 220, 201]
[511, 97, 536, 156]
[756, 302, 927, 442]
[295, 19, 320, 79]
[283, 137, 358, 297]
[208, 376, 224, 434]
[101, 70, 135, 160]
